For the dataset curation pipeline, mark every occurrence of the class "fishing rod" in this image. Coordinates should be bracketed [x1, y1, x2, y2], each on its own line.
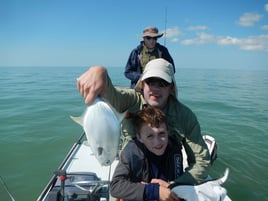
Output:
[0, 176, 16, 201]
[164, 7, 167, 47]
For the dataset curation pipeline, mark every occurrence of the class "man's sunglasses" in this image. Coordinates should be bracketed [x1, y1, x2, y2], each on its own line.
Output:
[144, 78, 171, 87]
[144, 36, 158, 40]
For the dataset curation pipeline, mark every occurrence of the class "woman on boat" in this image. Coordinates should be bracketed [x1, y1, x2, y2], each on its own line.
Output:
[124, 26, 175, 88]
[110, 106, 182, 201]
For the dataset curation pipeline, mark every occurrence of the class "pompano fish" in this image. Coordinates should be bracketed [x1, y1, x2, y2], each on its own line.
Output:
[71, 98, 126, 166]
[171, 168, 230, 201]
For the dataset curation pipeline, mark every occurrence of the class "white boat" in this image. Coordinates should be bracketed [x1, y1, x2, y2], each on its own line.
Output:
[37, 133, 117, 201]
[37, 133, 231, 201]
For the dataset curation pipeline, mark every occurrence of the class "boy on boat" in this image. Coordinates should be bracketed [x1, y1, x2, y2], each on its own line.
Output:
[110, 106, 182, 201]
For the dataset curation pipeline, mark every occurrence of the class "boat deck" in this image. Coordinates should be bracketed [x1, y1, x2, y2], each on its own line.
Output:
[64, 141, 119, 181]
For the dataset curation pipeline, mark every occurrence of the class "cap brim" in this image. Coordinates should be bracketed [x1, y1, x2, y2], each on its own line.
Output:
[141, 70, 172, 83]
[141, 33, 164, 38]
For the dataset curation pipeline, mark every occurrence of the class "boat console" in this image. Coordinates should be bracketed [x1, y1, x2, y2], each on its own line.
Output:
[45, 171, 110, 201]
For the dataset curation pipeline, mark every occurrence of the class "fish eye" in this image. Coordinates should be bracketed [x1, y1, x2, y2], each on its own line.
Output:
[105, 160, 111, 165]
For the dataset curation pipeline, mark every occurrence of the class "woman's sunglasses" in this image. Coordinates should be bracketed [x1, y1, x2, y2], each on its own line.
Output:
[144, 78, 171, 87]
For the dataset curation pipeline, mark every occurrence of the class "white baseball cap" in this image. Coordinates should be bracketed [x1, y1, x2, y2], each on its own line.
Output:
[135, 58, 177, 97]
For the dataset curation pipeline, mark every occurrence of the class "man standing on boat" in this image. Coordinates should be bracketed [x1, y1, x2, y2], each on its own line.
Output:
[124, 26, 175, 88]
[77, 58, 210, 186]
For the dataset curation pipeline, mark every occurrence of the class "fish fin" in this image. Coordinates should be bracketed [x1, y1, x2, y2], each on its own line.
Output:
[116, 110, 128, 122]
[70, 115, 83, 126]
[219, 168, 229, 184]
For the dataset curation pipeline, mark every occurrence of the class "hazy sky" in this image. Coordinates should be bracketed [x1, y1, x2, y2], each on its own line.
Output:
[1, 0, 268, 69]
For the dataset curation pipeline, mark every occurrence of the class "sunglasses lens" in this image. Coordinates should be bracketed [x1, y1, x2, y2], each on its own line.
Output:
[145, 36, 157, 40]
[145, 78, 170, 87]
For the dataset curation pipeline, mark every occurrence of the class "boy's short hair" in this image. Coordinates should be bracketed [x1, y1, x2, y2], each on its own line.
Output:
[133, 106, 167, 133]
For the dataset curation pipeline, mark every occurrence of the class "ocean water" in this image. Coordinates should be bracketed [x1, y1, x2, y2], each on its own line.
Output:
[0, 66, 267, 201]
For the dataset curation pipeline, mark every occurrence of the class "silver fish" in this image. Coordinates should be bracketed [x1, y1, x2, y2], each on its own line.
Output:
[172, 168, 230, 201]
[71, 98, 126, 166]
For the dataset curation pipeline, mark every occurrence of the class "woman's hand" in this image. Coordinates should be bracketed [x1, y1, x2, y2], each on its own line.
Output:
[77, 66, 108, 105]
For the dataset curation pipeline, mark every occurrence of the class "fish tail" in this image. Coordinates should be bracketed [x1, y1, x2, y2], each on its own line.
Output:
[70, 116, 83, 126]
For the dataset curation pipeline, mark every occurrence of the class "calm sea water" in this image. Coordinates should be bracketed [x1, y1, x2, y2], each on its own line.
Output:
[0, 66, 267, 201]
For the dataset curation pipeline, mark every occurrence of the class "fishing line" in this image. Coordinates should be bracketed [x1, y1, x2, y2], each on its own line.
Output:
[0, 176, 16, 201]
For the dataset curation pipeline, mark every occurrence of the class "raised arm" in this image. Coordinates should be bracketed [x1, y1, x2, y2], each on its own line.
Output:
[77, 66, 108, 105]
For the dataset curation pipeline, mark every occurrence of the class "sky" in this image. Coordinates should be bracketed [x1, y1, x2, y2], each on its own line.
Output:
[1, 0, 268, 69]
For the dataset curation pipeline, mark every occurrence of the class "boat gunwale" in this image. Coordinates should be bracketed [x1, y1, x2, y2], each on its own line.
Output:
[36, 132, 85, 201]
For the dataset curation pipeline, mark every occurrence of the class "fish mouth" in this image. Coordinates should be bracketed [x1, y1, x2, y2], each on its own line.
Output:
[97, 147, 103, 156]
[97, 147, 112, 165]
